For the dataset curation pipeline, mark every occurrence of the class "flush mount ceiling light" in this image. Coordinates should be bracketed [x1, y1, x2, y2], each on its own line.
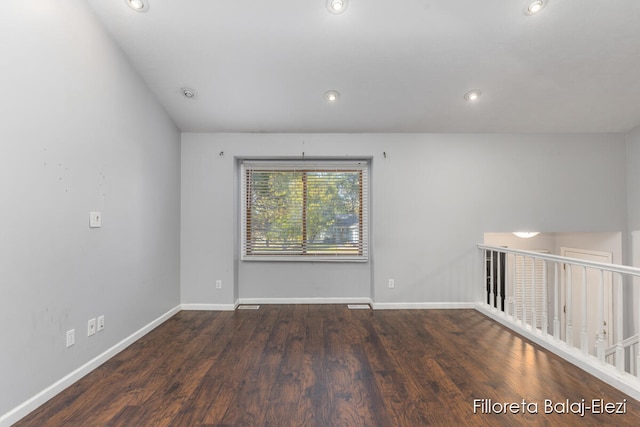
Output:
[327, 0, 349, 14]
[181, 87, 197, 99]
[324, 90, 340, 102]
[125, 0, 149, 12]
[464, 90, 481, 102]
[525, 0, 546, 15]
[513, 232, 540, 239]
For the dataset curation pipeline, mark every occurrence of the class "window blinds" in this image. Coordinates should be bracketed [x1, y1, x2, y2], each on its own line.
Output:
[514, 253, 548, 329]
[241, 160, 369, 261]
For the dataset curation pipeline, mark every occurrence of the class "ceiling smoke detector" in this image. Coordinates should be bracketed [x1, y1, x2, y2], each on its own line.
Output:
[327, 0, 349, 14]
[181, 87, 197, 99]
[125, 0, 149, 13]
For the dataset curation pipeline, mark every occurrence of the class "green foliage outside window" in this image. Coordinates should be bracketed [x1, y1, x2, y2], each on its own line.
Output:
[245, 167, 364, 257]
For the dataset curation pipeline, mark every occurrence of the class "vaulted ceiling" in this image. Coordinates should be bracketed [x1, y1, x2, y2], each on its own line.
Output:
[87, 0, 640, 133]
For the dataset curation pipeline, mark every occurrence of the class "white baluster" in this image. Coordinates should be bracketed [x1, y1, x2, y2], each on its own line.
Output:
[553, 262, 560, 340]
[521, 255, 527, 328]
[566, 264, 573, 347]
[581, 266, 588, 355]
[511, 253, 517, 319]
[489, 251, 495, 310]
[542, 259, 548, 337]
[483, 250, 488, 308]
[497, 251, 502, 313]
[532, 257, 537, 330]
[596, 269, 605, 362]
[636, 276, 640, 378]
[615, 273, 624, 372]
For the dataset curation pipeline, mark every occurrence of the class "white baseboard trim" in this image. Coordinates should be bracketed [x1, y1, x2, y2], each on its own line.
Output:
[181, 303, 238, 311]
[0, 305, 181, 427]
[237, 297, 372, 306]
[371, 302, 476, 310]
[475, 303, 640, 402]
[235, 299, 475, 310]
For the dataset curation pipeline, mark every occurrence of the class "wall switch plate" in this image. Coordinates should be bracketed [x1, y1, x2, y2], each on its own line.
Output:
[66, 329, 75, 348]
[388, 279, 395, 289]
[216, 280, 222, 289]
[89, 211, 102, 228]
[88, 318, 96, 336]
[97, 315, 105, 332]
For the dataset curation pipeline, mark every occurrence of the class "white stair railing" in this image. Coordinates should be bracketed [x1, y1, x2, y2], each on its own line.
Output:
[606, 334, 639, 376]
[478, 244, 640, 399]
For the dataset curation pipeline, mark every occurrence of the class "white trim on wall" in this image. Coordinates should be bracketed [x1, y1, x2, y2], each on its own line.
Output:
[371, 302, 476, 310]
[181, 303, 239, 311]
[238, 297, 372, 305]
[186, 299, 477, 309]
[0, 305, 181, 427]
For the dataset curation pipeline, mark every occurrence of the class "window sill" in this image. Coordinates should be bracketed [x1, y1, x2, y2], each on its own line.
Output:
[241, 255, 368, 263]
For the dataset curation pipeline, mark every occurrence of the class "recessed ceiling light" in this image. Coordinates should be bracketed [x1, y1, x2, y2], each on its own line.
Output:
[125, 0, 149, 12]
[324, 90, 340, 102]
[181, 87, 197, 99]
[526, 0, 546, 15]
[327, 0, 349, 14]
[464, 90, 481, 102]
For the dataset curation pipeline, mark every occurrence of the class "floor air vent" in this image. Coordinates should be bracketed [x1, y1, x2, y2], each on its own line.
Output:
[347, 304, 371, 310]
[237, 305, 260, 310]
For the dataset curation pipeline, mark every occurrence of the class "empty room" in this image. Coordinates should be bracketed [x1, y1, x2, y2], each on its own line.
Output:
[3, 0, 640, 425]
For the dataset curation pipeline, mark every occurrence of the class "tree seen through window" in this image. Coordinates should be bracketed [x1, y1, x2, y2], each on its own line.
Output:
[243, 162, 367, 258]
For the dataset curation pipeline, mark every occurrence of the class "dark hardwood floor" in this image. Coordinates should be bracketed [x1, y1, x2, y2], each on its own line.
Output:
[15, 306, 640, 426]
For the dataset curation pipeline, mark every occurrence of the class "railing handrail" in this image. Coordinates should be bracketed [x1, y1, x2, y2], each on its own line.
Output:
[479, 243, 640, 396]
[605, 334, 640, 357]
[478, 244, 640, 277]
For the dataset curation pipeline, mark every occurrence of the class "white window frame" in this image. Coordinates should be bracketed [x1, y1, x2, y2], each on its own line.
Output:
[241, 159, 369, 262]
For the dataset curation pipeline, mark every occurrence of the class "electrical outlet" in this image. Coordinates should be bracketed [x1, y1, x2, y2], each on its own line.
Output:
[216, 280, 222, 289]
[66, 329, 75, 348]
[388, 279, 395, 289]
[97, 315, 105, 332]
[89, 211, 102, 228]
[88, 318, 96, 336]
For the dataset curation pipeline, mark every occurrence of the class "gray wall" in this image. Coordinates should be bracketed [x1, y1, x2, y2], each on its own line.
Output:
[628, 126, 640, 253]
[627, 126, 640, 333]
[181, 133, 628, 307]
[1, 1, 634, 417]
[0, 0, 180, 416]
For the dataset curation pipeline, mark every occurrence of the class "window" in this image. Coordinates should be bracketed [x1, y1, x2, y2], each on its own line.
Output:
[241, 160, 369, 261]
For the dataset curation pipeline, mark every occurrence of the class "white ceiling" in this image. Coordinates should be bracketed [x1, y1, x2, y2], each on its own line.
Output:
[87, 0, 640, 134]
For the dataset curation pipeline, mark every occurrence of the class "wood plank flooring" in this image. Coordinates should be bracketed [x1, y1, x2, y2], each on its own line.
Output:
[15, 306, 640, 426]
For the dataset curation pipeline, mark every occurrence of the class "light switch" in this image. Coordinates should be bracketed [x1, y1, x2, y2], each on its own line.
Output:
[89, 211, 102, 228]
